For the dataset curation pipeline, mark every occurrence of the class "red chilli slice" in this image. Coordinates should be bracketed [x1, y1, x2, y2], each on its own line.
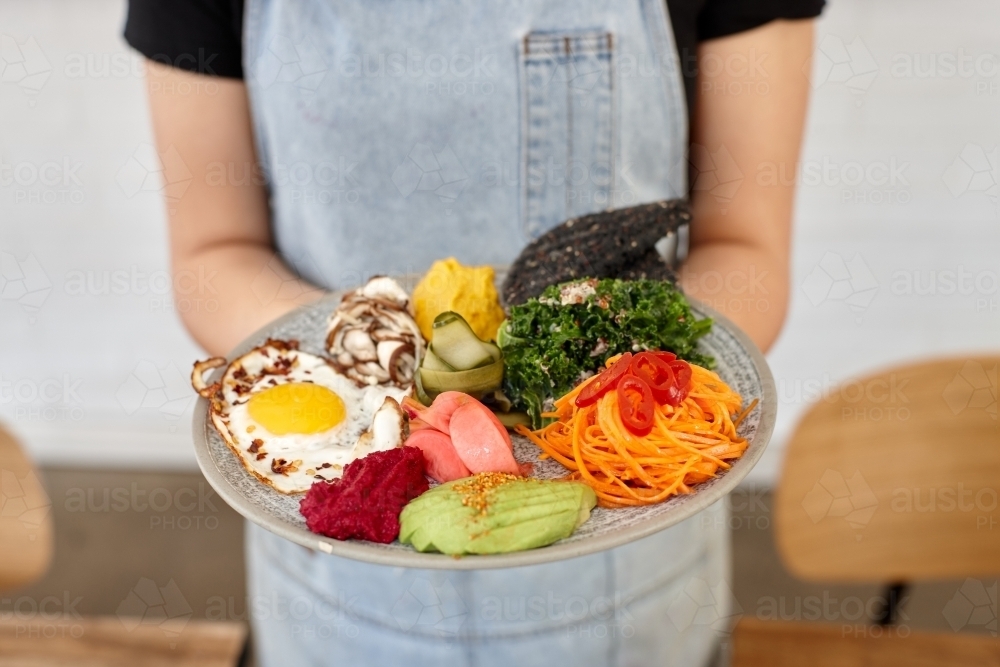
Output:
[629, 352, 677, 404]
[575, 352, 633, 408]
[617, 375, 655, 435]
[668, 360, 693, 405]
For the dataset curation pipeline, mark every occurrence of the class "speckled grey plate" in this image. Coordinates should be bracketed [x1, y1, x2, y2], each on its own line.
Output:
[192, 273, 776, 569]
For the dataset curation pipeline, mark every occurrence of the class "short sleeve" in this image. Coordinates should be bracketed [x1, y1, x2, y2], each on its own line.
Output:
[124, 0, 245, 78]
[698, 0, 825, 42]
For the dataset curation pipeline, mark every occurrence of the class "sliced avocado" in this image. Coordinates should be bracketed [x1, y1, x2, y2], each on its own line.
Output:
[398, 476, 596, 555]
[400, 487, 460, 521]
[408, 497, 474, 554]
[571, 486, 598, 527]
[475, 484, 586, 528]
[467, 510, 580, 554]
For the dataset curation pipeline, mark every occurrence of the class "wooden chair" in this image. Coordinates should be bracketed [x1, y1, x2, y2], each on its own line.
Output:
[732, 356, 1000, 666]
[0, 422, 53, 590]
[0, 422, 248, 666]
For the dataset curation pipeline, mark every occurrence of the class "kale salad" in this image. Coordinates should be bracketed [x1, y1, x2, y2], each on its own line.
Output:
[498, 278, 713, 427]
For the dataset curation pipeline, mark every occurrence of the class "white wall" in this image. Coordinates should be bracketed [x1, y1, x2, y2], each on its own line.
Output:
[1, 0, 997, 481]
[1, 0, 203, 468]
[755, 0, 1000, 483]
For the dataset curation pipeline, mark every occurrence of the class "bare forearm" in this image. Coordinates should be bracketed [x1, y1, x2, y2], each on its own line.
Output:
[680, 241, 788, 352]
[681, 19, 813, 353]
[142, 64, 324, 356]
[176, 243, 322, 357]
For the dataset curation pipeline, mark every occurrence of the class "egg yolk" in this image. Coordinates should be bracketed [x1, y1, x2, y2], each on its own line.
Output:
[247, 383, 346, 435]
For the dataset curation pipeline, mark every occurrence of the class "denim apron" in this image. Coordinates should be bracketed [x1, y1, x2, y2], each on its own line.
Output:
[242, 1, 731, 664]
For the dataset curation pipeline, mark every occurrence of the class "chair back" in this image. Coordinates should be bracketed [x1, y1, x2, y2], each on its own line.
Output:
[775, 357, 1000, 581]
[0, 423, 54, 590]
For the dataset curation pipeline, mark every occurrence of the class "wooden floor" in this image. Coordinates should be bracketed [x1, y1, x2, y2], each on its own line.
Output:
[732, 618, 1000, 667]
[0, 617, 246, 667]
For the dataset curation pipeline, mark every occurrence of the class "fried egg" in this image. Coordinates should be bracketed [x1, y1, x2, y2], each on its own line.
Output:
[192, 339, 409, 493]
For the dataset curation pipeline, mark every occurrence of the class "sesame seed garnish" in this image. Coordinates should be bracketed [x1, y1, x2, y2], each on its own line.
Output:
[453, 472, 520, 516]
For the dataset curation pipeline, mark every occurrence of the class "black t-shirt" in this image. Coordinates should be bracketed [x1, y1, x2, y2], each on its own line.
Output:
[125, 0, 823, 119]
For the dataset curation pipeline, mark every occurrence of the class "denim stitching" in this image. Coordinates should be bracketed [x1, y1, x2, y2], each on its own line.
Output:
[520, 31, 615, 240]
[638, 0, 688, 192]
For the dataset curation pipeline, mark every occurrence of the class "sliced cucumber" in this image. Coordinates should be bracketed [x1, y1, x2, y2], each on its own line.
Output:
[493, 410, 531, 429]
[480, 388, 513, 413]
[420, 358, 504, 398]
[420, 312, 506, 398]
[421, 347, 455, 372]
[413, 367, 433, 407]
[431, 311, 500, 370]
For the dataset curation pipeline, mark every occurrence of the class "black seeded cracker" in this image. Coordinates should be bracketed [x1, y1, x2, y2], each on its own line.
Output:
[501, 198, 690, 305]
[616, 246, 678, 283]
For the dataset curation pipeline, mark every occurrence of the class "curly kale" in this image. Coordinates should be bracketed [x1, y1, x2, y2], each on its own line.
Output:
[499, 278, 713, 428]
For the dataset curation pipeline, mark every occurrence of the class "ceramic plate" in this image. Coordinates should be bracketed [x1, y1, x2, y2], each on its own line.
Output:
[192, 274, 776, 569]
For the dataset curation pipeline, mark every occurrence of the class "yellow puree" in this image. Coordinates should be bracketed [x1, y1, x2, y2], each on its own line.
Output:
[412, 258, 506, 342]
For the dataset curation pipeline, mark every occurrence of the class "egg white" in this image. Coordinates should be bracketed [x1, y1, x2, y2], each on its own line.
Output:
[209, 342, 408, 493]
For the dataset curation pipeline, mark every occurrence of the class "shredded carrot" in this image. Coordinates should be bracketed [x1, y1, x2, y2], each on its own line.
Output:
[516, 363, 753, 508]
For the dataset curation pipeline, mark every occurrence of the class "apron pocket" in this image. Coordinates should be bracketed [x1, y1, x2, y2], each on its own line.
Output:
[519, 30, 617, 240]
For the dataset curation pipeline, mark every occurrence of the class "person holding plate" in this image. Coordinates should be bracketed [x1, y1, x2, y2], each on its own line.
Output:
[125, 0, 821, 663]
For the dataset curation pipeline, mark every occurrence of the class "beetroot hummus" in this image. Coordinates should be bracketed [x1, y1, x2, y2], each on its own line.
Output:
[300, 447, 429, 543]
